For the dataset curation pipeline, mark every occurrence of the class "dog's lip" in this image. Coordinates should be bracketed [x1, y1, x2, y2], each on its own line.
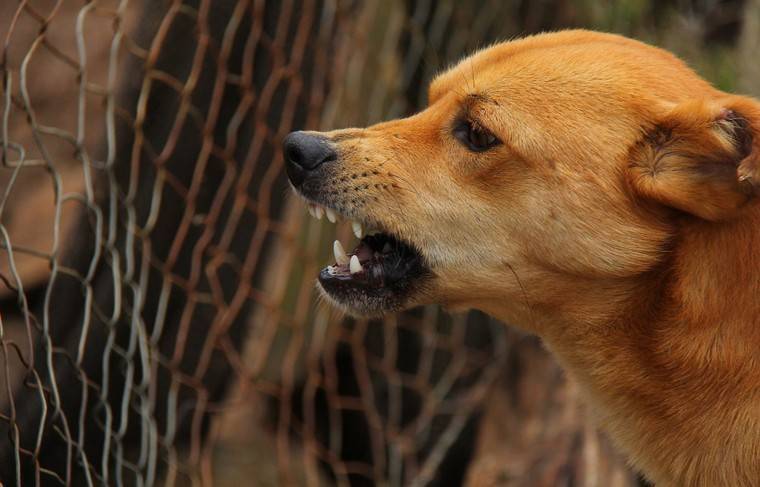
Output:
[295, 191, 389, 239]
[293, 188, 435, 275]
[298, 195, 427, 264]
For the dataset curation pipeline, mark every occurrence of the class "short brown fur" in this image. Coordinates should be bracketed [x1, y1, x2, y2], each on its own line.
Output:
[306, 31, 760, 486]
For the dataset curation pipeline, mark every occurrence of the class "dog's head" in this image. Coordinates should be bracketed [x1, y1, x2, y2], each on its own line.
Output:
[284, 30, 760, 323]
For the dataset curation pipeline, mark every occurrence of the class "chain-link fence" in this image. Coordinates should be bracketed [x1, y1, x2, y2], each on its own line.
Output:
[1, 1, 758, 486]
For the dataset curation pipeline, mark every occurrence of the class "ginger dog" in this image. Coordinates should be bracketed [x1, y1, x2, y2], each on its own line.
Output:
[283, 30, 760, 486]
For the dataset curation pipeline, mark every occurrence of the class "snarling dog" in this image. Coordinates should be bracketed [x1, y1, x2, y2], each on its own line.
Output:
[283, 30, 760, 486]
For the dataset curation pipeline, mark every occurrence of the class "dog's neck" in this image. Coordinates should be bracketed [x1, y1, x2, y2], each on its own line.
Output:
[554, 209, 760, 370]
[485, 208, 760, 485]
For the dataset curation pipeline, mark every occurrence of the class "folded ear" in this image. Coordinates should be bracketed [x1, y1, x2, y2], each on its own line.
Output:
[627, 97, 760, 221]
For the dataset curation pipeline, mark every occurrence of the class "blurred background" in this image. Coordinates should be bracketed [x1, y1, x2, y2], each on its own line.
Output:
[0, 1, 758, 486]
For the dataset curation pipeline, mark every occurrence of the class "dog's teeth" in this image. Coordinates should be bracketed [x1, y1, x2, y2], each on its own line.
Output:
[314, 206, 324, 220]
[326, 208, 337, 223]
[307, 205, 317, 219]
[352, 221, 363, 239]
[349, 255, 363, 274]
[333, 240, 349, 265]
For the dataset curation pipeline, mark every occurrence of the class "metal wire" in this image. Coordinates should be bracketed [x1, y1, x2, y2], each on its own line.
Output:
[0, 1, 515, 485]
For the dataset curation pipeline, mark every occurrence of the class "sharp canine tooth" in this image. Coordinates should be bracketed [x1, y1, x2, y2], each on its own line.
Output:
[314, 206, 324, 220]
[349, 255, 363, 274]
[307, 205, 317, 218]
[352, 221, 363, 239]
[326, 208, 337, 223]
[333, 240, 349, 265]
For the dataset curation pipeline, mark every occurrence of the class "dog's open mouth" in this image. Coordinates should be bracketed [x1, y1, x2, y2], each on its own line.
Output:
[305, 203, 431, 315]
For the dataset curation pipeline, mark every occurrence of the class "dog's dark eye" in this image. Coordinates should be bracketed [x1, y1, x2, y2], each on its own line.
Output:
[454, 120, 500, 152]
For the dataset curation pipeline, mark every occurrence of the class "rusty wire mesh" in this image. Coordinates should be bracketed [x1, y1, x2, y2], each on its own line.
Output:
[2, 0, 756, 486]
[0, 1, 520, 485]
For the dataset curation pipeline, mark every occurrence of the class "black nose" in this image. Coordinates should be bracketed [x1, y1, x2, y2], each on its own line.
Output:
[283, 131, 337, 186]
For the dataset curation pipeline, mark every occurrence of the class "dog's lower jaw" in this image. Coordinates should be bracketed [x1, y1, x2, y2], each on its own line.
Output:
[315, 280, 396, 317]
[315, 276, 434, 317]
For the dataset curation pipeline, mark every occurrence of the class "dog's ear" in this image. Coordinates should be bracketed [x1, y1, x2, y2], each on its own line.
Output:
[627, 98, 760, 221]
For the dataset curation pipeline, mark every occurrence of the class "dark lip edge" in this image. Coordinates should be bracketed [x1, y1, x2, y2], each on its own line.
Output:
[318, 267, 379, 286]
